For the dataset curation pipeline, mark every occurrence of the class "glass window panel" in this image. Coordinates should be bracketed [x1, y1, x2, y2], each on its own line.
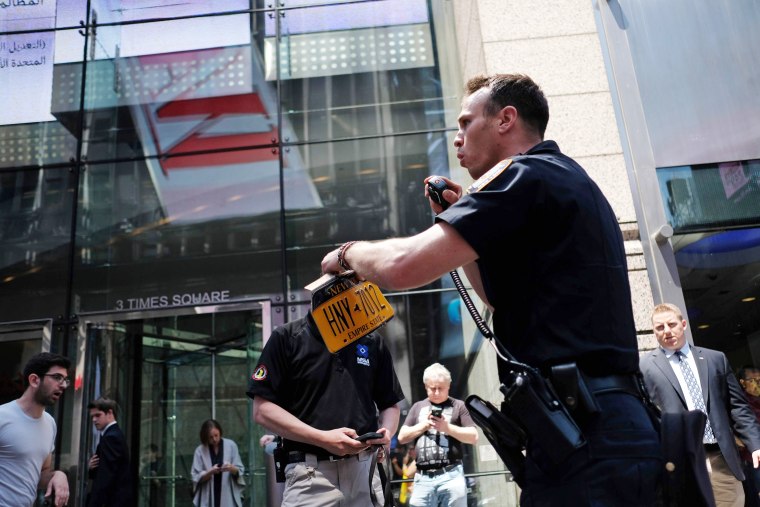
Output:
[0, 28, 83, 167]
[658, 159, 760, 233]
[674, 227, 760, 364]
[54, 0, 89, 29]
[284, 132, 453, 290]
[0, 0, 57, 32]
[270, 0, 454, 144]
[267, 0, 429, 36]
[0, 167, 74, 321]
[278, 68, 449, 143]
[84, 0, 251, 26]
[73, 149, 285, 313]
[80, 13, 278, 163]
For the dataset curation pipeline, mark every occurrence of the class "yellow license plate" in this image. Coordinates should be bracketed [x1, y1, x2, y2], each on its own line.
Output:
[311, 280, 394, 353]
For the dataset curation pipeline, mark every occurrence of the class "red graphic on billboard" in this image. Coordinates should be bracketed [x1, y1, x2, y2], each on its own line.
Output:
[131, 47, 280, 173]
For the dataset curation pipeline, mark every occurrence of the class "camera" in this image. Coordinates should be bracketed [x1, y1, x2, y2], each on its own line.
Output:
[431, 405, 443, 418]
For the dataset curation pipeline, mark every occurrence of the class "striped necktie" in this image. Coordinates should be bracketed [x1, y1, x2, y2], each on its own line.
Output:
[676, 350, 716, 443]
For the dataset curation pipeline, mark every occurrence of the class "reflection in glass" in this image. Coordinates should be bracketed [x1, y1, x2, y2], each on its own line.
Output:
[80, 19, 278, 162]
[271, 0, 450, 145]
[657, 159, 760, 232]
[72, 148, 298, 313]
[0, 168, 73, 321]
[0, 28, 83, 166]
[673, 228, 760, 358]
[135, 309, 262, 506]
[284, 131, 451, 290]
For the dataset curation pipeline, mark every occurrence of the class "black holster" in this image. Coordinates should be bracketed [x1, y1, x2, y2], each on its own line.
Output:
[500, 367, 586, 466]
[466, 394, 528, 487]
[466, 362, 586, 486]
[272, 438, 287, 483]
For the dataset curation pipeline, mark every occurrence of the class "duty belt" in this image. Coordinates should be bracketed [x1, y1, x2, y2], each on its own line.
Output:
[583, 373, 640, 397]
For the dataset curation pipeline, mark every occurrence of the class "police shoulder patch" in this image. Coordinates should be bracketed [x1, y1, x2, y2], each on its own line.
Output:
[467, 159, 512, 193]
[252, 365, 268, 381]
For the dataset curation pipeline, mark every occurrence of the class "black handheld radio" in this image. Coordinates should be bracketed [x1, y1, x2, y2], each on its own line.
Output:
[427, 177, 450, 210]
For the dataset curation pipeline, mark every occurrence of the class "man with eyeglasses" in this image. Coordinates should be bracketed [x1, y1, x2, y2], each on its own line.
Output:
[397, 363, 477, 507]
[0, 352, 72, 507]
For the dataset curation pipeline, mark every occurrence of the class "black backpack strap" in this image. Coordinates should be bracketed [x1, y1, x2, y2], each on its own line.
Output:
[368, 447, 398, 507]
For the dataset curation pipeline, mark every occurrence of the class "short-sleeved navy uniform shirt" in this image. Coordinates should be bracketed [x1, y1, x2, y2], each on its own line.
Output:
[438, 141, 638, 378]
[246, 315, 405, 455]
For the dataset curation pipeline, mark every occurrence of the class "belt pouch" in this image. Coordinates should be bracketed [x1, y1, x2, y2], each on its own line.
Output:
[550, 362, 601, 419]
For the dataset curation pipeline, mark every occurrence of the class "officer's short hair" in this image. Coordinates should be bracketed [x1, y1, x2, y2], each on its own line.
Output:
[23, 352, 71, 388]
[423, 363, 452, 386]
[465, 73, 549, 138]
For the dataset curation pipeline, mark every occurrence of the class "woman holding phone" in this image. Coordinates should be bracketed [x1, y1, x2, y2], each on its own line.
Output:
[191, 419, 245, 507]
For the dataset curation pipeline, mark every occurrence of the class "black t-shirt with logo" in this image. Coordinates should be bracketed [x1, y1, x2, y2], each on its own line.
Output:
[246, 315, 404, 455]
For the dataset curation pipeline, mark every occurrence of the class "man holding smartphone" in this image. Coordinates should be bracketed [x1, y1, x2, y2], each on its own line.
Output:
[247, 309, 404, 506]
[398, 363, 478, 507]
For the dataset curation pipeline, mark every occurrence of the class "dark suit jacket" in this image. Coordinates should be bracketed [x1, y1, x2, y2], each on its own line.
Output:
[88, 423, 134, 507]
[641, 346, 760, 480]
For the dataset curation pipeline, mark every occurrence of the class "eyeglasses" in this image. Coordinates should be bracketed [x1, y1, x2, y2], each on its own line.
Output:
[743, 378, 760, 385]
[43, 373, 72, 387]
[425, 386, 449, 393]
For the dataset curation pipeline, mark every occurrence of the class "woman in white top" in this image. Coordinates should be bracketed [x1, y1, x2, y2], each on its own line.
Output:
[191, 419, 245, 507]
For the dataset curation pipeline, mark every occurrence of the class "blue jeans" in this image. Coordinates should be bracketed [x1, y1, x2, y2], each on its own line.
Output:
[410, 463, 466, 507]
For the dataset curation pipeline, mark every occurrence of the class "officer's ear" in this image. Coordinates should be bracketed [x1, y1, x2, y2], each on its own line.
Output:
[497, 105, 518, 133]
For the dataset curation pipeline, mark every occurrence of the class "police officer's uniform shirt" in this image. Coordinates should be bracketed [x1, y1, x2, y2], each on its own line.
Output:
[403, 398, 473, 467]
[437, 141, 638, 377]
[246, 315, 405, 455]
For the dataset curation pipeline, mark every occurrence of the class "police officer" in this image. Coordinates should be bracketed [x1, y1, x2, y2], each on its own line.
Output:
[322, 73, 662, 505]
[247, 311, 404, 506]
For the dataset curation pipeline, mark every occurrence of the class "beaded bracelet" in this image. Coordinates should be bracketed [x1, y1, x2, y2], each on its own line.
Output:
[337, 241, 357, 271]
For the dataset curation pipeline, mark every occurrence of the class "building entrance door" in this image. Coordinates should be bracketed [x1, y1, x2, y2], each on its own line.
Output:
[78, 302, 271, 507]
[0, 321, 52, 405]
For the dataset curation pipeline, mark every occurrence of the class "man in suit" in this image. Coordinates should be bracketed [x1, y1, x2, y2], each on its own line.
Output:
[87, 398, 133, 507]
[641, 303, 760, 507]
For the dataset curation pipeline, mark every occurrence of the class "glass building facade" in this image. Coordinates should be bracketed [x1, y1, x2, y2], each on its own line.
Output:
[0, 1, 510, 506]
[6, 1, 759, 505]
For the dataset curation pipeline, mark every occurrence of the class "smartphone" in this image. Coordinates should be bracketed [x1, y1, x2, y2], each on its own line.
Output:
[431, 406, 443, 418]
[355, 431, 383, 442]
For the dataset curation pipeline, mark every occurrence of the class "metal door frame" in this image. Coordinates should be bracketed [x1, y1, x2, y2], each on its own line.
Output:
[73, 299, 272, 506]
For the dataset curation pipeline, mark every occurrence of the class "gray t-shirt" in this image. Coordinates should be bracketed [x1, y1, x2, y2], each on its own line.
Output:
[0, 400, 57, 507]
[403, 397, 474, 467]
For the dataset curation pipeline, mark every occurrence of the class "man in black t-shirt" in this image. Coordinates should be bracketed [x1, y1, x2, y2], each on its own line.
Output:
[247, 315, 404, 506]
[398, 363, 477, 507]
